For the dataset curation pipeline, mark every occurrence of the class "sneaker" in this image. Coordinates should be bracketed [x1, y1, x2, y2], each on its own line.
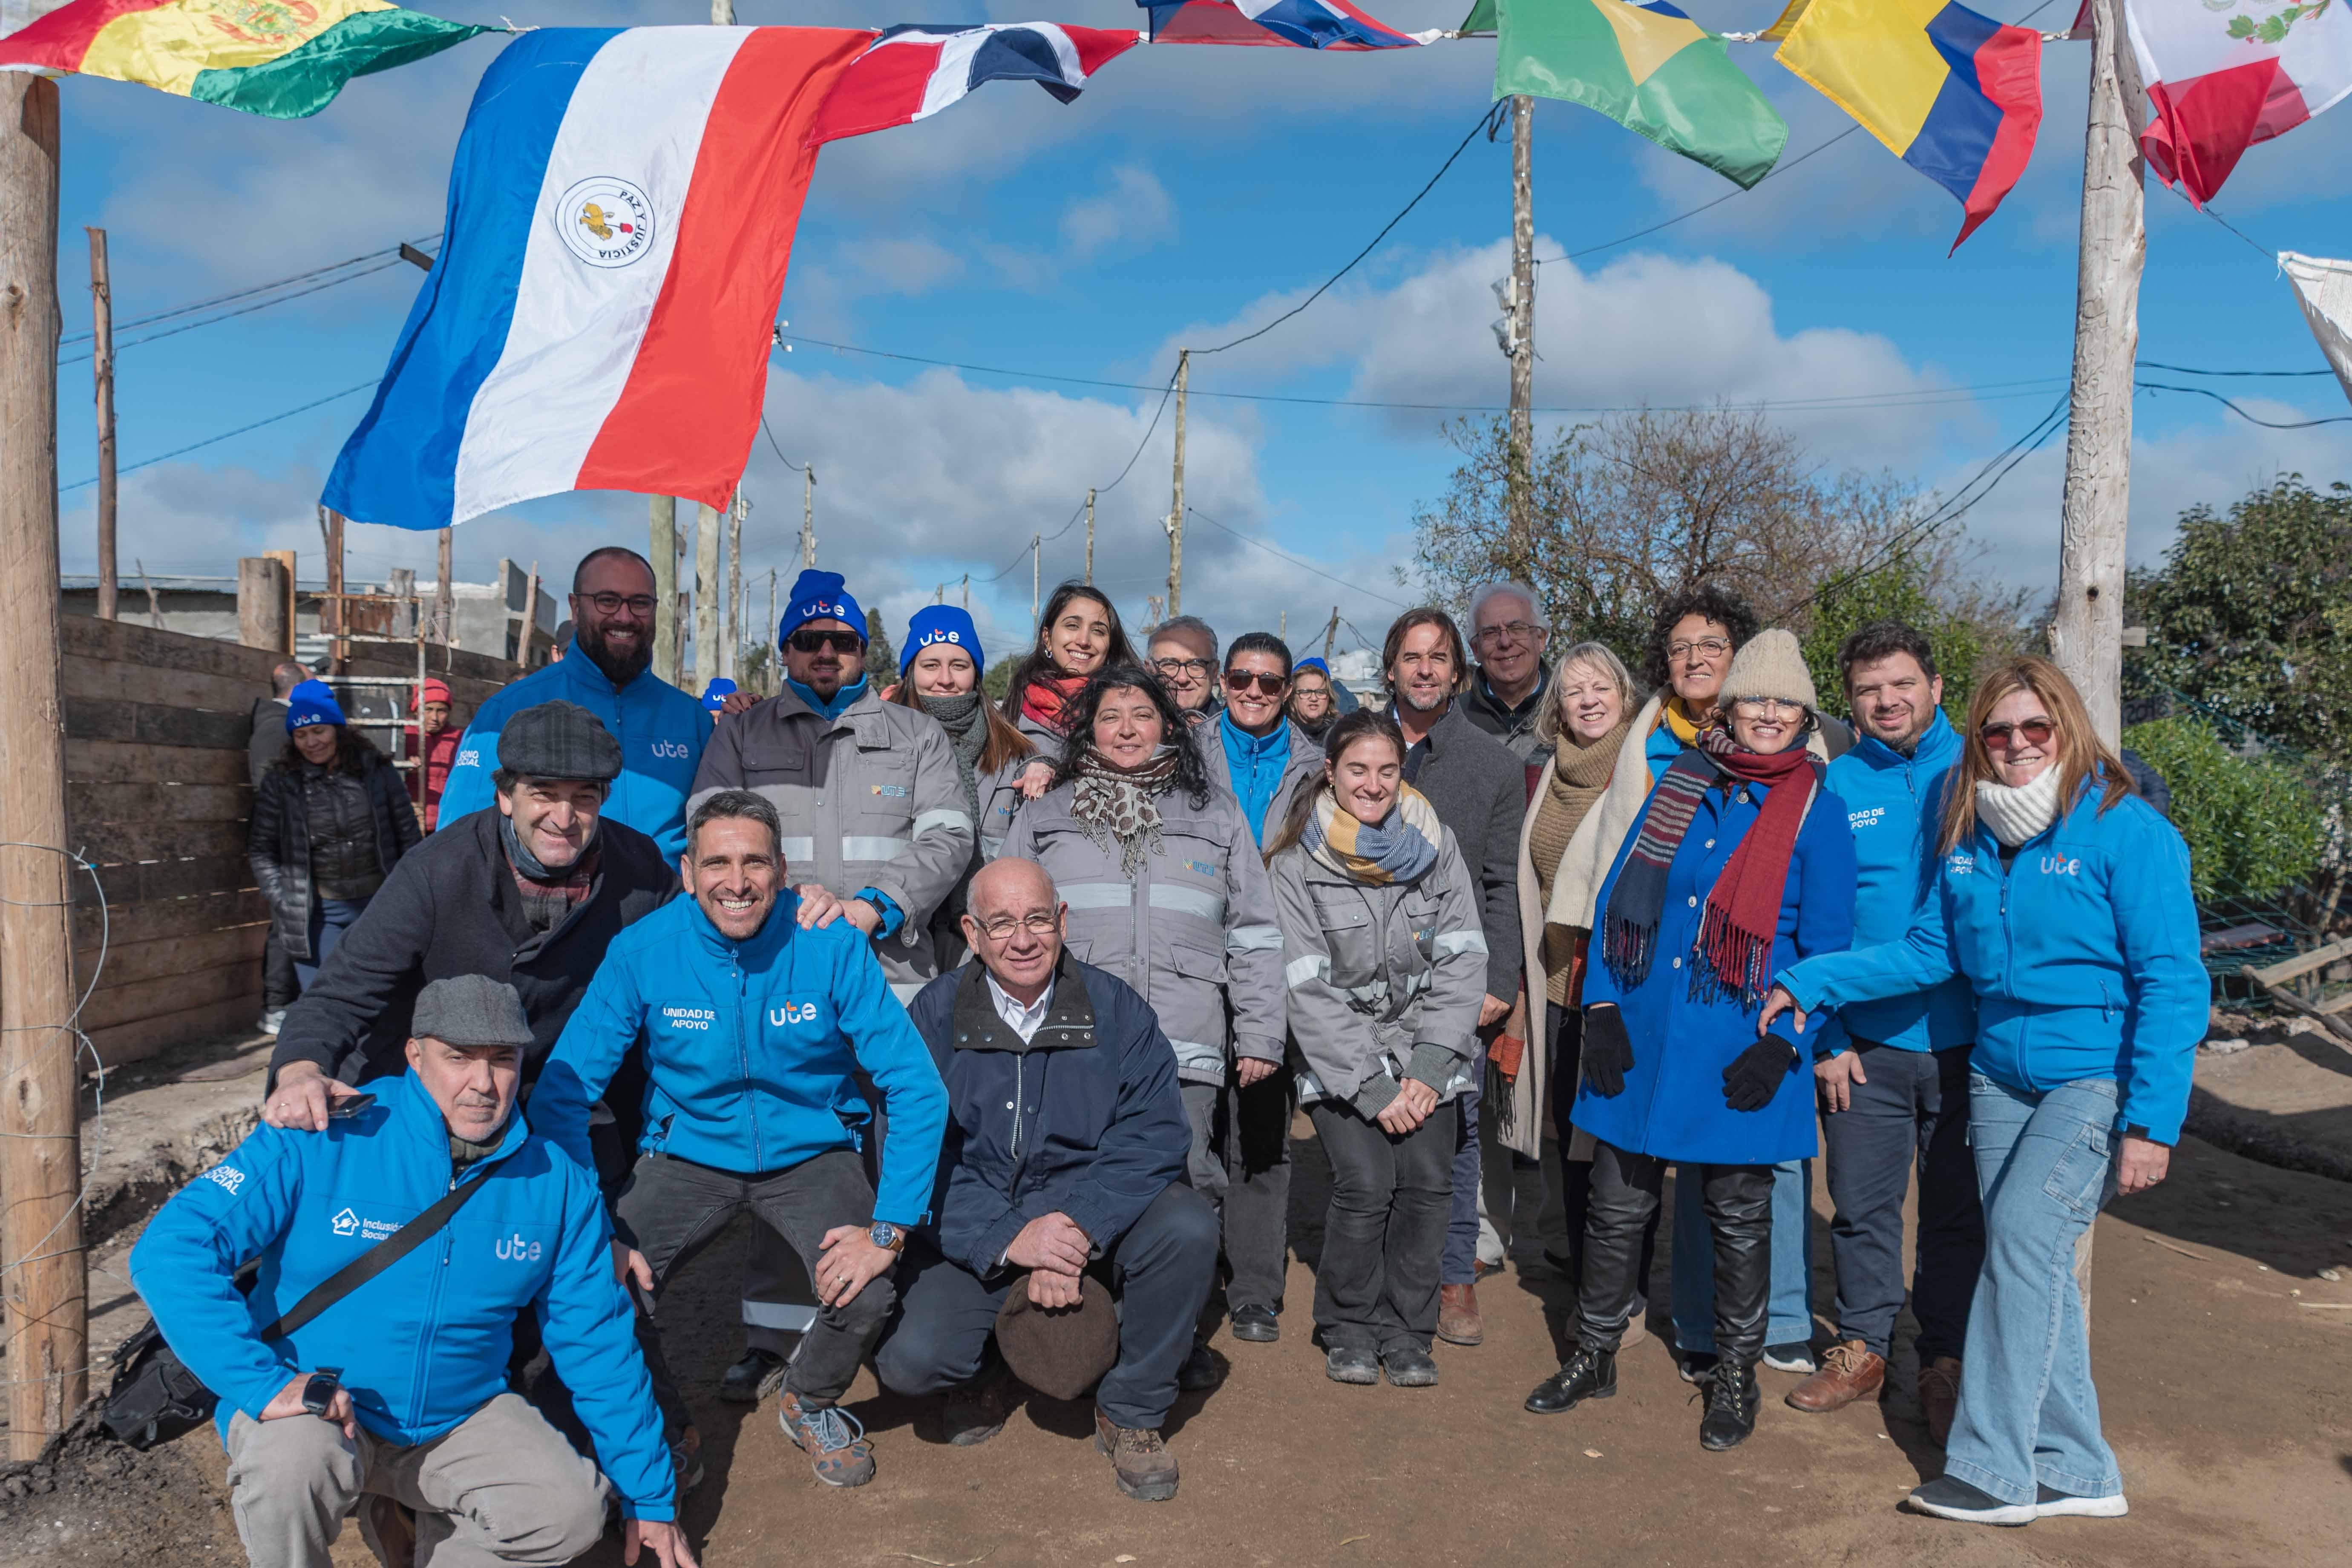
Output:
[258, 1007, 286, 1038]
[1176, 1337, 1224, 1392]
[1436, 1283, 1483, 1346]
[1676, 1349, 1719, 1385]
[1918, 1356, 1963, 1447]
[941, 1369, 1021, 1447]
[1697, 1361, 1761, 1451]
[1524, 1346, 1616, 1415]
[1785, 1340, 1886, 1413]
[1380, 1346, 1439, 1387]
[1763, 1341, 1817, 1374]
[1228, 1303, 1280, 1344]
[777, 1390, 876, 1487]
[719, 1348, 786, 1406]
[357, 1494, 415, 1568]
[1904, 1476, 2035, 1526]
[1324, 1346, 1379, 1385]
[669, 1428, 705, 1497]
[1093, 1410, 1179, 1502]
[2034, 1486, 2128, 1519]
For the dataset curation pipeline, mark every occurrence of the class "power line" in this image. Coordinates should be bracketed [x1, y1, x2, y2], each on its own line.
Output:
[760, 414, 807, 471]
[1183, 503, 1414, 610]
[2137, 360, 2330, 379]
[2135, 380, 2352, 429]
[59, 379, 378, 492]
[58, 234, 440, 349]
[1534, 127, 1863, 268]
[59, 256, 418, 367]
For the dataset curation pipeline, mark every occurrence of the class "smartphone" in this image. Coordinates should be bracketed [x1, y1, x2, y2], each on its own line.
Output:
[328, 1093, 376, 1120]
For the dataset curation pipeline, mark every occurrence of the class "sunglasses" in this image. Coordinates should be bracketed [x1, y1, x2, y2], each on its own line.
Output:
[1978, 717, 2055, 751]
[787, 629, 864, 655]
[1224, 670, 1287, 696]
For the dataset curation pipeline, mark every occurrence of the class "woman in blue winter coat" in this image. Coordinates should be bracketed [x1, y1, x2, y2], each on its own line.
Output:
[1762, 656, 2203, 1527]
[1523, 630, 1854, 1450]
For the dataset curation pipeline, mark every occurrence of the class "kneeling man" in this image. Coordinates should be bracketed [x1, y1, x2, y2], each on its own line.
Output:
[130, 976, 691, 1568]
[874, 859, 1218, 1502]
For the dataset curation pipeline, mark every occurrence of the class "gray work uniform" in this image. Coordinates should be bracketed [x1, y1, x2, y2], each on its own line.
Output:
[1200, 716, 1325, 847]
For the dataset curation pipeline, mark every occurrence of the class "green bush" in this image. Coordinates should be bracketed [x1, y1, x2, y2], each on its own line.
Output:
[984, 655, 1020, 702]
[2120, 716, 2320, 903]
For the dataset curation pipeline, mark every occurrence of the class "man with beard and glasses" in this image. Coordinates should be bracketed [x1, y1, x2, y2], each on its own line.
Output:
[440, 547, 711, 861]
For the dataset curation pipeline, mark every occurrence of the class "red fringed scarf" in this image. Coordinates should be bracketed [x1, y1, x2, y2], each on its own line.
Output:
[1019, 671, 1087, 735]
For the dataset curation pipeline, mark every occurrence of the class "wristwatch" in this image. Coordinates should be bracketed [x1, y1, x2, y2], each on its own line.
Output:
[868, 1221, 906, 1255]
[301, 1369, 342, 1418]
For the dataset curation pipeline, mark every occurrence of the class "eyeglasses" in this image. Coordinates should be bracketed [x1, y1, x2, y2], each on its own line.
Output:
[1978, 717, 2055, 751]
[787, 629, 864, 655]
[975, 911, 1061, 941]
[1730, 698, 1804, 718]
[1473, 620, 1545, 646]
[582, 592, 657, 616]
[1152, 656, 1215, 679]
[1668, 637, 1732, 662]
[1224, 670, 1287, 696]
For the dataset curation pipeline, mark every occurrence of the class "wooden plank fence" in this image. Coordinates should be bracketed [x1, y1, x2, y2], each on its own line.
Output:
[60, 616, 525, 1068]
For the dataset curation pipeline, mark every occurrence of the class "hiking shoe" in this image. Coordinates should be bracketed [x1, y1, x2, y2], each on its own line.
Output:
[1919, 1356, 1963, 1447]
[941, 1368, 1021, 1447]
[1905, 1476, 2035, 1526]
[1094, 1411, 1179, 1501]
[1436, 1283, 1483, 1346]
[1380, 1346, 1439, 1387]
[1524, 1346, 1615, 1415]
[1324, 1346, 1379, 1385]
[1229, 1303, 1280, 1343]
[1763, 1340, 1817, 1374]
[1698, 1361, 1761, 1451]
[719, 1348, 786, 1406]
[670, 1427, 705, 1497]
[357, 1494, 415, 1568]
[1176, 1337, 1224, 1391]
[1676, 1349, 1719, 1385]
[2034, 1485, 2128, 1519]
[1785, 1339, 1886, 1413]
[778, 1389, 875, 1487]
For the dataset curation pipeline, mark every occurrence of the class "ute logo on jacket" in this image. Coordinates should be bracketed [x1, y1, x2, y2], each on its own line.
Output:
[772, 1001, 821, 1027]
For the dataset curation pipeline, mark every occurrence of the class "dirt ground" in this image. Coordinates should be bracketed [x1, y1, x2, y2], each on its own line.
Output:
[12, 1032, 2350, 1568]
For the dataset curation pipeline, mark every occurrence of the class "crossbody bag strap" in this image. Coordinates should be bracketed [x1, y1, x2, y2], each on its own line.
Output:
[261, 1168, 495, 1342]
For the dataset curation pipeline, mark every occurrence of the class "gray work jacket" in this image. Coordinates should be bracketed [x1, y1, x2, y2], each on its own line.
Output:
[1270, 828, 1487, 1117]
[688, 685, 974, 999]
[1200, 716, 1325, 848]
[998, 778, 1284, 1086]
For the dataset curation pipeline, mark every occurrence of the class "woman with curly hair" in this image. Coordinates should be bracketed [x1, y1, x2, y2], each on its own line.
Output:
[999, 666, 1285, 1390]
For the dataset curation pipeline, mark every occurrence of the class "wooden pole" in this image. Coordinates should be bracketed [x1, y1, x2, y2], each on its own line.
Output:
[1323, 605, 1340, 661]
[321, 506, 346, 671]
[1031, 532, 1041, 629]
[0, 72, 85, 1461]
[650, 495, 677, 684]
[1085, 487, 1095, 585]
[433, 527, 453, 646]
[766, 567, 777, 693]
[802, 465, 816, 568]
[239, 556, 289, 652]
[725, 489, 745, 682]
[521, 559, 540, 667]
[694, 502, 720, 690]
[961, 573, 968, 612]
[266, 548, 297, 654]
[85, 226, 114, 622]
[135, 558, 161, 631]
[2052, 0, 2145, 752]
[1166, 350, 1188, 618]
[1506, 93, 1535, 566]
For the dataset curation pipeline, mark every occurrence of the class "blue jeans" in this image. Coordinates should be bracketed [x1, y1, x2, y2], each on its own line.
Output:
[1943, 1074, 2123, 1506]
[1441, 1042, 1487, 1286]
[293, 896, 369, 991]
[1673, 1158, 1813, 1352]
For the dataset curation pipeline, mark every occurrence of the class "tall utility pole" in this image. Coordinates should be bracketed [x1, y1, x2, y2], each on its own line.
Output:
[321, 506, 345, 671]
[433, 526, 454, 646]
[724, 489, 746, 682]
[1031, 532, 1042, 628]
[2052, 0, 2144, 751]
[1084, 487, 1096, 584]
[1505, 92, 1536, 564]
[0, 72, 86, 1463]
[1323, 605, 1340, 661]
[961, 573, 969, 611]
[86, 226, 115, 621]
[694, 501, 720, 689]
[765, 567, 777, 688]
[1166, 348, 1188, 617]
[800, 464, 816, 568]
[650, 495, 678, 683]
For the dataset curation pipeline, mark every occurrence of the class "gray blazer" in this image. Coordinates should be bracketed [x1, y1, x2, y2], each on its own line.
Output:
[1401, 703, 1525, 1000]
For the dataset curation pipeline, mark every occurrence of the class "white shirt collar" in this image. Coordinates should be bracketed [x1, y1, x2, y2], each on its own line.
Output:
[984, 972, 1054, 1043]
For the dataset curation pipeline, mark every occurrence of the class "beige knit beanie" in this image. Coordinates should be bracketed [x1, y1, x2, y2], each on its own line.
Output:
[1719, 627, 1818, 713]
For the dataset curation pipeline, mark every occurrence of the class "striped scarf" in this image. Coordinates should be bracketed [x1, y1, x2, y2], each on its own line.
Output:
[1303, 783, 1442, 886]
[1601, 727, 1817, 1009]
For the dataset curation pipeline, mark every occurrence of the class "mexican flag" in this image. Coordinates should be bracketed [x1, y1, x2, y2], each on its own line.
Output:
[2125, 0, 2352, 202]
[1465, 0, 1787, 189]
[0, 0, 489, 118]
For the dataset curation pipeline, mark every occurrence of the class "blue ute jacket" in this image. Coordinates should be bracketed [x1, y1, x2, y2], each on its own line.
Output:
[438, 639, 711, 860]
[1777, 774, 2205, 1144]
[1822, 708, 1976, 1054]
[533, 891, 949, 1226]
[128, 1071, 673, 1520]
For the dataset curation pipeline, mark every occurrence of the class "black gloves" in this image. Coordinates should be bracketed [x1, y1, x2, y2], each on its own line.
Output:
[1580, 1005, 1633, 1099]
[1723, 1037, 1798, 1113]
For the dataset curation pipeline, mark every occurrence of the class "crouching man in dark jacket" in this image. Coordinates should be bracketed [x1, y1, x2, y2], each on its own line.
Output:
[874, 859, 1218, 1503]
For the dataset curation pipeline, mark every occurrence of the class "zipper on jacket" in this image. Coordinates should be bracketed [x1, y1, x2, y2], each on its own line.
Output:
[1007, 1055, 1029, 1199]
[406, 1172, 458, 1432]
[734, 957, 761, 1171]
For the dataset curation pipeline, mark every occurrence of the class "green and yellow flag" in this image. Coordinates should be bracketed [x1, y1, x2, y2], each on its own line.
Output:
[1468, 0, 1788, 190]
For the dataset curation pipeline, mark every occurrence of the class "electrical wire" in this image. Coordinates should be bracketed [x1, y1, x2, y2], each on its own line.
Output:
[760, 414, 807, 471]
[60, 256, 417, 368]
[58, 379, 379, 492]
[60, 233, 440, 349]
[1183, 504, 1414, 610]
[2134, 381, 2352, 429]
[1534, 127, 1863, 268]
[2137, 360, 2331, 379]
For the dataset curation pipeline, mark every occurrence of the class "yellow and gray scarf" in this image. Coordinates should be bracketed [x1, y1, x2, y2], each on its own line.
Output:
[1304, 783, 1443, 886]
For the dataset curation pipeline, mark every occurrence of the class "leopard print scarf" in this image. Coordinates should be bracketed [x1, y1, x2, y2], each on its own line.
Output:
[1070, 747, 1180, 875]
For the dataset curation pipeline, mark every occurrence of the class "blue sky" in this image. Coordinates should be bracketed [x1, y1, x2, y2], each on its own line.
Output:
[44, 0, 2352, 664]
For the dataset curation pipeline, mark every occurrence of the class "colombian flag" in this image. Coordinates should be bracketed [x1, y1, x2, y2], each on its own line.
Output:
[1773, 0, 2041, 250]
[0, 0, 489, 119]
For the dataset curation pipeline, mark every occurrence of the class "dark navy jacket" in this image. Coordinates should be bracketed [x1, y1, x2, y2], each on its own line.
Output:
[907, 955, 1190, 1277]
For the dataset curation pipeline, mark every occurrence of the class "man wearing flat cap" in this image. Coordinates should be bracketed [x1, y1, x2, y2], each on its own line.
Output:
[267, 699, 677, 1163]
[134, 977, 695, 1568]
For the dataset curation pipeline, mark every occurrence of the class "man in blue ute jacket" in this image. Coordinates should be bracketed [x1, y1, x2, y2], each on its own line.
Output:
[440, 546, 711, 860]
[532, 789, 949, 1492]
[1782, 621, 1984, 1441]
[129, 976, 692, 1568]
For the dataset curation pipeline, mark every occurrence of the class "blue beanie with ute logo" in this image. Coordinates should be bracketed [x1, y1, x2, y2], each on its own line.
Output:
[901, 605, 983, 676]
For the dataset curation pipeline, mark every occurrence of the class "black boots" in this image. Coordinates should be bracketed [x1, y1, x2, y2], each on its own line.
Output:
[1699, 1361, 1762, 1450]
[1524, 1346, 1617, 1414]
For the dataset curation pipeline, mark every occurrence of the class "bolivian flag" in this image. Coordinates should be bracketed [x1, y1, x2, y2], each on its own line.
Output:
[1466, 0, 1787, 190]
[0, 0, 489, 118]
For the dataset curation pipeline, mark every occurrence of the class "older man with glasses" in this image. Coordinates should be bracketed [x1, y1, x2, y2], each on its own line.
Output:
[1146, 615, 1221, 718]
[1460, 582, 1555, 760]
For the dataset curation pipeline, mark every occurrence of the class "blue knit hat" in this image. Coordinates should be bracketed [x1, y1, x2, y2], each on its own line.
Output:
[1294, 656, 1332, 679]
[779, 570, 864, 646]
[901, 605, 983, 676]
[285, 679, 346, 732]
[700, 676, 738, 712]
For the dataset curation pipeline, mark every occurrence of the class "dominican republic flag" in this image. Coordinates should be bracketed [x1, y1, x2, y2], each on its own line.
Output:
[322, 26, 866, 530]
[809, 22, 1142, 145]
[2123, 0, 2352, 203]
[1142, 0, 1439, 49]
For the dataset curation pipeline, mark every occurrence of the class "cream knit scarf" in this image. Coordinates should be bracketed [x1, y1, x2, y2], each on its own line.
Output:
[1974, 765, 2063, 848]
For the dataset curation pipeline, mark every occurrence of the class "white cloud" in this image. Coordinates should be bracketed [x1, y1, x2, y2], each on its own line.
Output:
[1061, 165, 1175, 257]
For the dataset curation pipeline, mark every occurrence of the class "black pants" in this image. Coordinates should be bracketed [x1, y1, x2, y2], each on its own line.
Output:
[1548, 1004, 1656, 1313]
[873, 1184, 1220, 1430]
[1822, 1041, 1986, 1361]
[1179, 1066, 1296, 1314]
[615, 1148, 891, 1433]
[1308, 1098, 1453, 1355]
[1578, 1140, 1771, 1365]
[262, 926, 298, 1010]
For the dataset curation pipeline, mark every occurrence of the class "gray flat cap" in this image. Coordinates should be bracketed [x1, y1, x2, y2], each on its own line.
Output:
[497, 699, 622, 783]
[412, 975, 533, 1049]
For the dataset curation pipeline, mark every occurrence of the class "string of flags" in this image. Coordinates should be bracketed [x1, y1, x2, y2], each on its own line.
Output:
[4, 0, 2349, 530]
